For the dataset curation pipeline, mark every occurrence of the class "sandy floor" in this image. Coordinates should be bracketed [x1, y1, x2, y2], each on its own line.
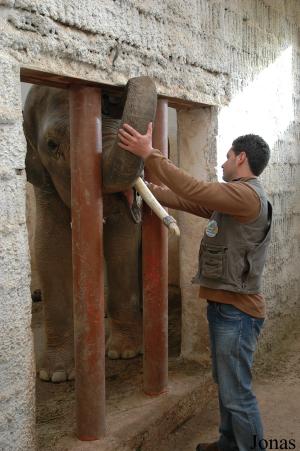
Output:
[158, 323, 300, 450]
[33, 294, 300, 450]
[34, 287, 184, 450]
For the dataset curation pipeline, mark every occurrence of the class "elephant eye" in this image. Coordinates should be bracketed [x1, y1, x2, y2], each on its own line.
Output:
[47, 139, 58, 151]
[47, 138, 65, 160]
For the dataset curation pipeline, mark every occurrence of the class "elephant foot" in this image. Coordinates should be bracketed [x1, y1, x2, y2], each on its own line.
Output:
[106, 318, 142, 359]
[39, 340, 74, 383]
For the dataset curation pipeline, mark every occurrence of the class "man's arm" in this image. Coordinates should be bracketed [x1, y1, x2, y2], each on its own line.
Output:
[118, 123, 260, 223]
[145, 150, 260, 223]
[147, 182, 213, 219]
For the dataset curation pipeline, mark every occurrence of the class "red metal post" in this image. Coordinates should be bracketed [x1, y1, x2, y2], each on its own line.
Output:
[143, 99, 169, 395]
[69, 87, 105, 439]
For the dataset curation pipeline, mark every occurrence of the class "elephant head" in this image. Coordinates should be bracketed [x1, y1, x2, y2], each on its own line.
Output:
[23, 76, 157, 199]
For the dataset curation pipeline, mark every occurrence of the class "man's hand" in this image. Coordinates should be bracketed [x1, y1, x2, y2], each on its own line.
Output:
[118, 122, 154, 160]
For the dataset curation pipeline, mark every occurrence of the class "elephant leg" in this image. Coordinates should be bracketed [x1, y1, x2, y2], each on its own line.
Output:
[34, 187, 74, 382]
[104, 197, 142, 359]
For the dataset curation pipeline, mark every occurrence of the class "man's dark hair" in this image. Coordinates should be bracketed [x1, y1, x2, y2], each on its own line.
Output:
[232, 134, 270, 176]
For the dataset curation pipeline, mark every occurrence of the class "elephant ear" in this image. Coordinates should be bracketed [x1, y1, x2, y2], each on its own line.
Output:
[24, 127, 46, 188]
[23, 88, 53, 190]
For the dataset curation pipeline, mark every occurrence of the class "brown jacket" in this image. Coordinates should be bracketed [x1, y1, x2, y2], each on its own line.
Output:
[145, 149, 266, 318]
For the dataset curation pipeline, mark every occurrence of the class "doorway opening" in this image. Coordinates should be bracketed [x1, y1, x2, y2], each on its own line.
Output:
[21, 78, 183, 448]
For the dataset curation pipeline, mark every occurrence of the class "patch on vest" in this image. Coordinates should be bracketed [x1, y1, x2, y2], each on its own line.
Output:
[206, 220, 219, 238]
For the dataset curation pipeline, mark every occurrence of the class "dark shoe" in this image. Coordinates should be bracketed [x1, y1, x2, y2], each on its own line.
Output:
[196, 442, 219, 451]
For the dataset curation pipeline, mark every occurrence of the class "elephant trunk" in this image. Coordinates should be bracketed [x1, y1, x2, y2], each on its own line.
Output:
[102, 76, 157, 193]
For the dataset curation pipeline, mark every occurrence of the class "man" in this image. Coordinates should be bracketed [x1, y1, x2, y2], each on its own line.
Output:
[118, 123, 272, 451]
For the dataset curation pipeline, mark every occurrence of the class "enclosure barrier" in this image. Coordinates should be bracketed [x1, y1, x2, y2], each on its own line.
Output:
[69, 87, 106, 439]
[21, 69, 171, 440]
[143, 99, 169, 396]
[70, 93, 170, 436]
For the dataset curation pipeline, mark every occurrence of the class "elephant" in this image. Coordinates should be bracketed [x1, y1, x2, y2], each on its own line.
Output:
[23, 76, 157, 383]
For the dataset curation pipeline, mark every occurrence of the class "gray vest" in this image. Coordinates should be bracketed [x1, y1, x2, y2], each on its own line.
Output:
[193, 178, 272, 294]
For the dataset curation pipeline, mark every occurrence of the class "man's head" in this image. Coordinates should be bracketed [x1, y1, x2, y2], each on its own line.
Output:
[222, 134, 270, 182]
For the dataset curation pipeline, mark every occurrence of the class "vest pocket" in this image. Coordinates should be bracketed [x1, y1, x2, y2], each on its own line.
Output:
[200, 244, 227, 280]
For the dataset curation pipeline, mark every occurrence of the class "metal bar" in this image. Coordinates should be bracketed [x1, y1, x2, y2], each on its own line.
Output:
[143, 99, 169, 395]
[69, 86, 105, 439]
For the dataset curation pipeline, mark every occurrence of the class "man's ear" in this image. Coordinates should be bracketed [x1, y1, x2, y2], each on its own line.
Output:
[237, 151, 247, 165]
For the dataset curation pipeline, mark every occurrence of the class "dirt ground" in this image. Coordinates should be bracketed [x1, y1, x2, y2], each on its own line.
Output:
[34, 287, 185, 450]
[159, 321, 300, 451]
[33, 294, 300, 450]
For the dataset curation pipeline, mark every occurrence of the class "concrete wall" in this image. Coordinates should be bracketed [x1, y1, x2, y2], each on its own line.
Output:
[0, 58, 36, 450]
[168, 107, 180, 288]
[0, 1, 300, 449]
[177, 107, 218, 362]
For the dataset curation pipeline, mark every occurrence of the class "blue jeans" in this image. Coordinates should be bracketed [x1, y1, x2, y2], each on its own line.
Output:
[207, 301, 264, 451]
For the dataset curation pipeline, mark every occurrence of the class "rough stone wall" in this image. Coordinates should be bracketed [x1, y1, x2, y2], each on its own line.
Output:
[26, 182, 40, 294]
[0, 0, 296, 104]
[0, 58, 35, 450]
[177, 107, 218, 363]
[167, 107, 180, 288]
[0, 1, 300, 449]
[211, 4, 300, 356]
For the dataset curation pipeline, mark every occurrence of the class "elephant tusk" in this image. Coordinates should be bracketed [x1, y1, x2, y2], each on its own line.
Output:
[134, 177, 180, 237]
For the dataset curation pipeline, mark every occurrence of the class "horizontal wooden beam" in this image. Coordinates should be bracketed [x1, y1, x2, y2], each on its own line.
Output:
[20, 67, 206, 109]
[20, 68, 123, 95]
[161, 96, 206, 110]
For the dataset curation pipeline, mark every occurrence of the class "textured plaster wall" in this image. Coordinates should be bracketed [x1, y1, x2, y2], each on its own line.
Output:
[0, 58, 35, 450]
[0, 0, 296, 104]
[0, 0, 300, 449]
[26, 182, 39, 293]
[167, 107, 180, 288]
[215, 41, 300, 356]
[177, 107, 218, 362]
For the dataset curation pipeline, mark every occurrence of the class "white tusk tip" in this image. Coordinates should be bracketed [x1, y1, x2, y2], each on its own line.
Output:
[169, 223, 180, 237]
